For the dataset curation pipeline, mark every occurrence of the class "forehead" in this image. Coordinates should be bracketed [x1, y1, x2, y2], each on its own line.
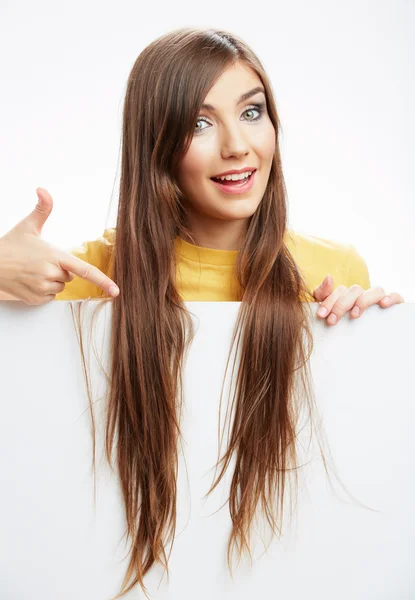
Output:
[203, 63, 263, 104]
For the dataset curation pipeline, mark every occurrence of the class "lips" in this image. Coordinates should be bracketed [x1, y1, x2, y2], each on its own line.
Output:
[210, 168, 257, 194]
[210, 168, 257, 182]
[211, 172, 253, 185]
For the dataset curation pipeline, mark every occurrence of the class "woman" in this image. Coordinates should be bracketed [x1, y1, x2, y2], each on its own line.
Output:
[0, 26, 404, 600]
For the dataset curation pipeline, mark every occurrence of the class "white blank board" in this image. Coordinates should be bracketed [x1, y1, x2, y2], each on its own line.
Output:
[0, 300, 414, 599]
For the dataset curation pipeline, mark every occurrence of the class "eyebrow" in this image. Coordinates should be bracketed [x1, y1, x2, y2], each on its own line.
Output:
[201, 86, 265, 112]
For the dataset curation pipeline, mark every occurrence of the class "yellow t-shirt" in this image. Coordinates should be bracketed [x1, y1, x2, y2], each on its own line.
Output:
[55, 227, 371, 302]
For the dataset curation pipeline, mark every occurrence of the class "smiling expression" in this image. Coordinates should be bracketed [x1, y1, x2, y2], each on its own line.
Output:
[176, 61, 276, 231]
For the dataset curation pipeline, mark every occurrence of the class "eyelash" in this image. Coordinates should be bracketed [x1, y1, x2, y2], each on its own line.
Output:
[194, 102, 265, 134]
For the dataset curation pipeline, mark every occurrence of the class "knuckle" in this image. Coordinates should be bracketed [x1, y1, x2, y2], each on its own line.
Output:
[349, 284, 363, 293]
[61, 269, 74, 282]
[96, 274, 108, 290]
[43, 265, 57, 279]
[333, 301, 347, 313]
[37, 281, 49, 294]
[80, 263, 91, 280]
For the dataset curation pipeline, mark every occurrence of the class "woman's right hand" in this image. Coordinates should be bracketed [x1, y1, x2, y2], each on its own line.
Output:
[0, 188, 120, 305]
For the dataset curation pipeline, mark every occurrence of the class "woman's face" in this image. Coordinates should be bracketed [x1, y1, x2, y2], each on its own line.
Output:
[176, 61, 276, 242]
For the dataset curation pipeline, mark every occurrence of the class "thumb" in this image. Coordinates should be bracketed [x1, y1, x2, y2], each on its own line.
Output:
[12, 188, 54, 237]
[312, 274, 333, 301]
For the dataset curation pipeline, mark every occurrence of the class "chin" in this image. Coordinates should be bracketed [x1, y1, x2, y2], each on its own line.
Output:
[212, 202, 260, 220]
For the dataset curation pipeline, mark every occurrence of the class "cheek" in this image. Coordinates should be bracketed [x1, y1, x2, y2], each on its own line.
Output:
[179, 144, 213, 185]
[256, 124, 276, 160]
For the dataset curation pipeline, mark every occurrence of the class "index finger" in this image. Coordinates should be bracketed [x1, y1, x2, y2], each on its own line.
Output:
[60, 252, 119, 297]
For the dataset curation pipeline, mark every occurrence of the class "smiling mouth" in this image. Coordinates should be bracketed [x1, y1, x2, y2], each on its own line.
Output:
[210, 170, 256, 186]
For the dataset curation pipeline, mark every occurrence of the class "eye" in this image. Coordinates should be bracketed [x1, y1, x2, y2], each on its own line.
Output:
[194, 103, 264, 134]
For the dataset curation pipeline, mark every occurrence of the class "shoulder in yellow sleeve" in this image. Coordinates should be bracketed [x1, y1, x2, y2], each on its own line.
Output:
[55, 228, 116, 301]
[346, 244, 371, 290]
[286, 230, 371, 299]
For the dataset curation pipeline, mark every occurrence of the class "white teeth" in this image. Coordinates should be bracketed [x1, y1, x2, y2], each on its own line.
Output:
[214, 170, 253, 181]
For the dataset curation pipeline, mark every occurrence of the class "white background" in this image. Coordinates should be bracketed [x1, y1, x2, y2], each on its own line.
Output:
[0, 0, 414, 300]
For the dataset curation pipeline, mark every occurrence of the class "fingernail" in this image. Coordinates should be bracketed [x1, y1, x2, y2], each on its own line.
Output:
[382, 297, 391, 305]
[351, 306, 360, 317]
[109, 285, 119, 297]
[327, 313, 337, 325]
[317, 307, 328, 317]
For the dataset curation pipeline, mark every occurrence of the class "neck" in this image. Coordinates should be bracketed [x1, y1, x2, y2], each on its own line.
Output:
[180, 215, 249, 251]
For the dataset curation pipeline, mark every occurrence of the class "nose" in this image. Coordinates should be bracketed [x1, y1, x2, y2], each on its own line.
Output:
[219, 124, 250, 160]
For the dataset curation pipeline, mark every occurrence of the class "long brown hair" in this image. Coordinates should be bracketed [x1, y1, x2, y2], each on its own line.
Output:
[70, 27, 378, 599]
